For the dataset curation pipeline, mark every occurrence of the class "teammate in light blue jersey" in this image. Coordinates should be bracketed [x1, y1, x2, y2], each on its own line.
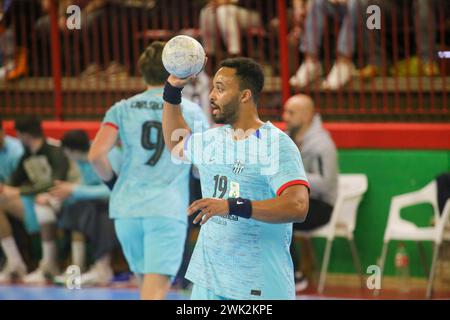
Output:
[162, 57, 310, 300]
[0, 122, 24, 184]
[89, 42, 209, 299]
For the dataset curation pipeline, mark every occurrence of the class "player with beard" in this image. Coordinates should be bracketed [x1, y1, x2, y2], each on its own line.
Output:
[162, 57, 310, 300]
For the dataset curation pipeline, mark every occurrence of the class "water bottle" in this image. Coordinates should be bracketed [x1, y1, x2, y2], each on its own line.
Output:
[395, 243, 410, 293]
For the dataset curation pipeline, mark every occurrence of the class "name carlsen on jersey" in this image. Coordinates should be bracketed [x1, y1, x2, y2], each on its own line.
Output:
[130, 101, 163, 110]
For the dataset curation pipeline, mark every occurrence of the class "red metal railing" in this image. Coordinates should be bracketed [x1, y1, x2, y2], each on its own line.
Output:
[0, 0, 449, 122]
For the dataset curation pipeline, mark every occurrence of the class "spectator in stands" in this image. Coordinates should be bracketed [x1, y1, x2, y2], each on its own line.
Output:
[270, 0, 309, 42]
[23, 130, 122, 285]
[104, 0, 159, 80]
[0, 119, 24, 183]
[269, 0, 309, 75]
[0, 0, 31, 80]
[35, 0, 127, 78]
[0, 1, 13, 79]
[199, 0, 262, 58]
[0, 117, 69, 283]
[283, 94, 338, 291]
[357, 0, 439, 79]
[290, 0, 358, 89]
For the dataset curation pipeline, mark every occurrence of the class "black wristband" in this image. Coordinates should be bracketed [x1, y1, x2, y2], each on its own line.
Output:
[227, 197, 252, 219]
[103, 171, 118, 191]
[163, 80, 183, 105]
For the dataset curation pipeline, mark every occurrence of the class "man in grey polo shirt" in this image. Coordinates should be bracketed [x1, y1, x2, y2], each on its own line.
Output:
[283, 94, 339, 291]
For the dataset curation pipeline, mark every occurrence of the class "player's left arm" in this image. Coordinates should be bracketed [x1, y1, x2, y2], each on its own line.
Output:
[247, 184, 309, 223]
[188, 184, 309, 225]
[88, 125, 118, 184]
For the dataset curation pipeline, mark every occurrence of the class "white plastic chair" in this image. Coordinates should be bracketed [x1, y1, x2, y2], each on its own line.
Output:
[375, 180, 450, 299]
[295, 174, 368, 294]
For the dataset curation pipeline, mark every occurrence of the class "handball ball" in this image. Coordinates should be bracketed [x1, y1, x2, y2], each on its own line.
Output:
[162, 35, 206, 79]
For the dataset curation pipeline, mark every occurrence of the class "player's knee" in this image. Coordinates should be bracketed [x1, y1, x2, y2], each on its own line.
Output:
[35, 204, 57, 225]
[0, 210, 12, 238]
[216, 5, 238, 22]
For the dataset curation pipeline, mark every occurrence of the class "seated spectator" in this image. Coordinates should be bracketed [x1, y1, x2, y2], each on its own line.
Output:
[0, 119, 24, 184]
[35, 0, 128, 78]
[0, 0, 12, 79]
[199, 0, 262, 58]
[24, 130, 122, 286]
[283, 94, 338, 291]
[269, 0, 308, 75]
[270, 0, 308, 37]
[0, 117, 69, 283]
[290, 0, 358, 89]
[0, 0, 29, 80]
[357, 0, 439, 79]
[0, 26, 15, 80]
[105, 0, 158, 78]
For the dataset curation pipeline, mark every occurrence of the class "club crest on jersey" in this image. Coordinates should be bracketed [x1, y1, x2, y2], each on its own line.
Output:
[232, 160, 245, 175]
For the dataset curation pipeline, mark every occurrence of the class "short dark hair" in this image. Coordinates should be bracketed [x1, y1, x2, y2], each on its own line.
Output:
[61, 130, 90, 152]
[219, 57, 265, 103]
[14, 117, 43, 137]
[138, 41, 169, 86]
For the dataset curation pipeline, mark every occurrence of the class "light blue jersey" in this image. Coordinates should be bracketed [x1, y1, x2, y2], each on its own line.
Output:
[184, 122, 309, 300]
[0, 136, 24, 183]
[102, 88, 208, 221]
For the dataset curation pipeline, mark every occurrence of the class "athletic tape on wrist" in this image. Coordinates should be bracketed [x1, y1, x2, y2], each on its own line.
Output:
[227, 197, 252, 219]
[103, 171, 118, 191]
[163, 81, 183, 105]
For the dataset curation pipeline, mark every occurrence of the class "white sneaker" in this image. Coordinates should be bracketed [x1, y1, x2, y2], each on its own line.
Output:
[23, 261, 60, 285]
[322, 61, 355, 90]
[52, 272, 67, 286]
[53, 265, 85, 286]
[0, 261, 27, 284]
[53, 269, 71, 286]
[289, 60, 323, 88]
[80, 263, 113, 287]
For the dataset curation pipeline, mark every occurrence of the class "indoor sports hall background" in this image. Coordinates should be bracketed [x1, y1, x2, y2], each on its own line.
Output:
[0, 0, 449, 300]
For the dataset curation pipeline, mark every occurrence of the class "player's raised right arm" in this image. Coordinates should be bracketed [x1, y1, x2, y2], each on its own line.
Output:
[162, 75, 193, 159]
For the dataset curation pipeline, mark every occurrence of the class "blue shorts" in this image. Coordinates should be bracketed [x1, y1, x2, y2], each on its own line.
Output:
[114, 216, 187, 277]
[190, 284, 233, 300]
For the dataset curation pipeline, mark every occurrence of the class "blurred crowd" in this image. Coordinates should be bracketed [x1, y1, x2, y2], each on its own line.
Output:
[0, 0, 448, 88]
